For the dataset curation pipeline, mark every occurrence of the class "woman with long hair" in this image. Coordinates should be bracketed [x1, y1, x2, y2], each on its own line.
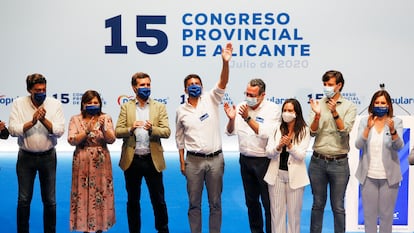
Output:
[264, 98, 310, 233]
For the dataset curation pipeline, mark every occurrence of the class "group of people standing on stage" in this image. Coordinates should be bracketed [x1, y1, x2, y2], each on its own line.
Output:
[0, 41, 413, 233]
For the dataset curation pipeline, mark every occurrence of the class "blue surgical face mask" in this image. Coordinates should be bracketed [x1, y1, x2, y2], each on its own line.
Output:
[187, 85, 202, 98]
[85, 105, 101, 116]
[245, 97, 258, 107]
[372, 106, 388, 117]
[323, 86, 336, 99]
[137, 87, 151, 100]
[33, 92, 46, 105]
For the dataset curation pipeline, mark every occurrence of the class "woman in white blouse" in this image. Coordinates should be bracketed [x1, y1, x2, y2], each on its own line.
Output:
[264, 98, 310, 233]
[355, 89, 404, 233]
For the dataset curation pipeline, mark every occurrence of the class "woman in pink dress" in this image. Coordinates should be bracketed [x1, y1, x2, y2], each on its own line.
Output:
[68, 90, 116, 233]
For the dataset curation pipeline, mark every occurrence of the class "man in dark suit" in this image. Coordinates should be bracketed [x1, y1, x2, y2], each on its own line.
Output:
[115, 72, 171, 233]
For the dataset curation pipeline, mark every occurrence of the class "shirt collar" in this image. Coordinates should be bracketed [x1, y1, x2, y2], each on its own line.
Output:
[135, 98, 150, 106]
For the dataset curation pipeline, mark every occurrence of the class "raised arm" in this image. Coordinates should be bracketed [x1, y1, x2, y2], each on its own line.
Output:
[217, 42, 233, 89]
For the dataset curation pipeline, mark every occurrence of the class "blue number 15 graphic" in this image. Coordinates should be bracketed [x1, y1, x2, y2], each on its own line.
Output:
[105, 15, 168, 54]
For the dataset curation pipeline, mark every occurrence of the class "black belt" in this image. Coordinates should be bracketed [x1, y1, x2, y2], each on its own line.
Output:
[313, 151, 347, 161]
[134, 153, 151, 158]
[21, 148, 55, 156]
[187, 149, 222, 158]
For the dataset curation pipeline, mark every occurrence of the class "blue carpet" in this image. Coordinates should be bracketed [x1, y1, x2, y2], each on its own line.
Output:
[0, 152, 333, 233]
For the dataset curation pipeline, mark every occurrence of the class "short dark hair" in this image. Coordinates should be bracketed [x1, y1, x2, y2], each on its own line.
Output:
[26, 73, 46, 91]
[184, 74, 203, 88]
[249, 78, 266, 95]
[131, 72, 151, 86]
[322, 70, 344, 91]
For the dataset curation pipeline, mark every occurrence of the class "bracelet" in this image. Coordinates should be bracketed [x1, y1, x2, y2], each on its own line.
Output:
[391, 130, 397, 135]
[244, 116, 251, 122]
[333, 115, 339, 120]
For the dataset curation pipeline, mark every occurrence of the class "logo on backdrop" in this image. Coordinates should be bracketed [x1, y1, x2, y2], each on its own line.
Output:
[52, 93, 107, 106]
[104, 12, 311, 69]
[182, 12, 310, 58]
[117, 95, 134, 106]
[267, 96, 288, 105]
[307, 92, 362, 106]
[2, 93, 110, 106]
[220, 93, 287, 106]
[0, 94, 14, 106]
[391, 96, 414, 105]
[342, 92, 362, 105]
[117, 95, 169, 106]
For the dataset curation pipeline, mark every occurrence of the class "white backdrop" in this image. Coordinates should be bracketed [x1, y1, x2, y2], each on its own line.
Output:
[1, 1, 414, 231]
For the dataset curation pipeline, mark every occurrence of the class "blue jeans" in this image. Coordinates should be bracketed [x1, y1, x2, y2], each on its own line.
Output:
[308, 155, 350, 233]
[185, 153, 224, 233]
[16, 148, 57, 233]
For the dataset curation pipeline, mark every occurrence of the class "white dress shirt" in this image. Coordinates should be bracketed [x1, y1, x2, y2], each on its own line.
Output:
[175, 85, 224, 154]
[134, 101, 150, 154]
[226, 100, 281, 157]
[9, 96, 65, 152]
[367, 129, 386, 179]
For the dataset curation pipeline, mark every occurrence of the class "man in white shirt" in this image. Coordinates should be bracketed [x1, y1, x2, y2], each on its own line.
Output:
[175, 42, 233, 233]
[9, 73, 65, 233]
[224, 78, 281, 233]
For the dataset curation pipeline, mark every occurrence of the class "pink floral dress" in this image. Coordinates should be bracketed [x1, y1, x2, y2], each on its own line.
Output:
[68, 113, 116, 232]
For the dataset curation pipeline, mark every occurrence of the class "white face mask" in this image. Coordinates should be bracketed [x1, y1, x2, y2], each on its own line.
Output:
[323, 86, 336, 98]
[245, 97, 258, 107]
[282, 112, 296, 123]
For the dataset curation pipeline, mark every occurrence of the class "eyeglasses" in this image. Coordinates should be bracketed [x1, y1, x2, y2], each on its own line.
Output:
[244, 92, 258, 98]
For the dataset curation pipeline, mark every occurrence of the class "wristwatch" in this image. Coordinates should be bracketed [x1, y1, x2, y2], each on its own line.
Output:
[244, 116, 251, 122]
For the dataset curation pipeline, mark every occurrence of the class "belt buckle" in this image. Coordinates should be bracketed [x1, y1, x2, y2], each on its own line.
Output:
[315, 152, 346, 161]
[314, 152, 330, 161]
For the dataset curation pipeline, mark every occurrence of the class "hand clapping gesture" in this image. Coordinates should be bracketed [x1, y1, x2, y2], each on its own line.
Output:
[224, 102, 236, 120]
[310, 99, 321, 115]
[277, 134, 292, 151]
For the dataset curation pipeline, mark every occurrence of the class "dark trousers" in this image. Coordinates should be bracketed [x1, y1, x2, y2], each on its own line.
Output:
[124, 155, 169, 233]
[239, 154, 271, 233]
[17, 148, 57, 233]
